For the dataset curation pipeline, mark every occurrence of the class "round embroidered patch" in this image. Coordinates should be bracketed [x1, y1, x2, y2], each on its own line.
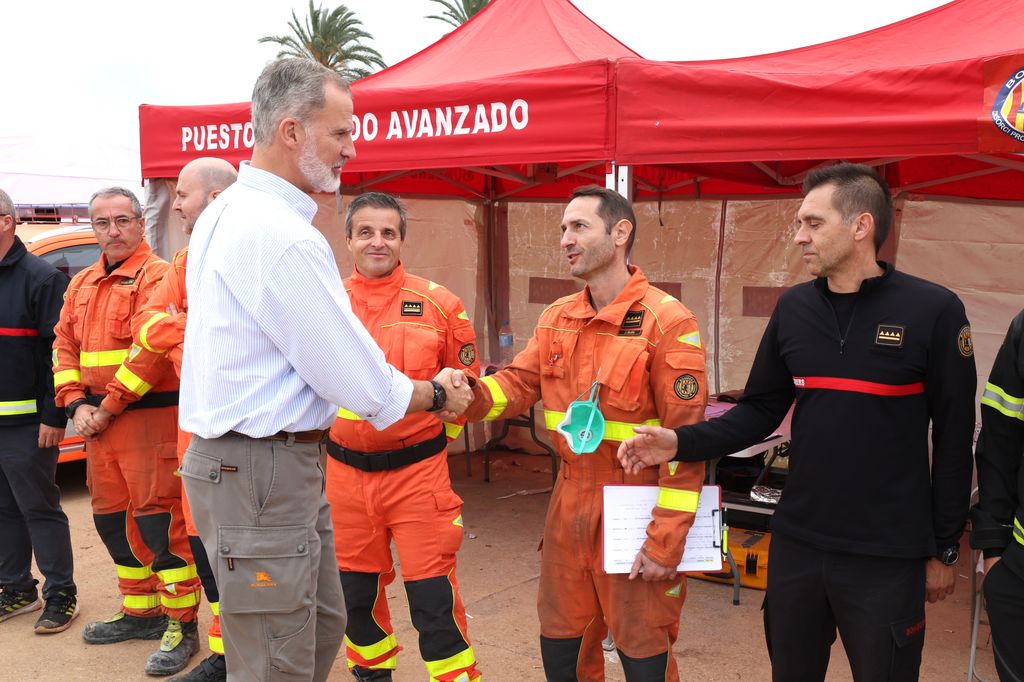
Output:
[957, 325, 974, 358]
[458, 343, 477, 366]
[674, 374, 699, 400]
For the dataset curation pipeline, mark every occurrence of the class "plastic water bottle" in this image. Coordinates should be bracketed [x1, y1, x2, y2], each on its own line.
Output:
[498, 319, 514, 365]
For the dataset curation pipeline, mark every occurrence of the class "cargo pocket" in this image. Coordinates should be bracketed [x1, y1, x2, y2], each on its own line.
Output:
[178, 449, 224, 487]
[888, 610, 926, 678]
[603, 343, 648, 411]
[432, 489, 465, 558]
[106, 285, 137, 341]
[217, 525, 314, 615]
[267, 607, 315, 678]
[390, 324, 440, 379]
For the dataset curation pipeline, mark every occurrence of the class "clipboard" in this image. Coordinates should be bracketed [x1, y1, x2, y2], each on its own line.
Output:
[602, 484, 723, 573]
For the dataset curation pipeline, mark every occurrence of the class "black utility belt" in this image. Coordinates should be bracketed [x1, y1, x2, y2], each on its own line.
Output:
[326, 428, 446, 472]
[85, 391, 179, 411]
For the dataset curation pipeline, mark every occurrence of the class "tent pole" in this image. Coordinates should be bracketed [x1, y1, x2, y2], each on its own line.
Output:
[484, 177, 511, 365]
[714, 199, 727, 394]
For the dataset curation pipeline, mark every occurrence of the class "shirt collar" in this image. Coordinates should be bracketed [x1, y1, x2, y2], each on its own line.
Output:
[0, 235, 27, 268]
[563, 265, 650, 324]
[238, 161, 318, 224]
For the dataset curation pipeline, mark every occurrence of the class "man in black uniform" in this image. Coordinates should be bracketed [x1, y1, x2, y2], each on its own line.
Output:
[972, 309, 1024, 681]
[0, 188, 79, 633]
[617, 163, 976, 681]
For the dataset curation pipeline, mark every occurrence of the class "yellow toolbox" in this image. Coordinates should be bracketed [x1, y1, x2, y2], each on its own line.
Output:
[693, 528, 771, 591]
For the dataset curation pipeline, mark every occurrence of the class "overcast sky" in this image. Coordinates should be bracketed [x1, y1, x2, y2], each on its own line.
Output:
[3, 0, 948, 199]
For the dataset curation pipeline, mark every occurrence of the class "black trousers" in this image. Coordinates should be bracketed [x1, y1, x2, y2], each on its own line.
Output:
[0, 423, 75, 597]
[983, 557, 1024, 682]
[763, 533, 926, 682]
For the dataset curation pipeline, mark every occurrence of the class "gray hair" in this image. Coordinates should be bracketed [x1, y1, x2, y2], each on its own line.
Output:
[345, 192, 407, 239]
[89, 187, 143, 218]
[251, 58, 351, 146]
[0, 188, 15, 220]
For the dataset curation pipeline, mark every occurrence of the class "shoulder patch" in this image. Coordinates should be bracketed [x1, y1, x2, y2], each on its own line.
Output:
[677, 331, 701, 349]
[458, 343, 476, 367]
[401, 301, 423, 317]
[957, 325, 973, 358]
[674, 374, 699, 400]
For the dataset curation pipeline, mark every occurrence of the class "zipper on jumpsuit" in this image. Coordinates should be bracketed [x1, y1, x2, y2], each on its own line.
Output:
[819, 289, 859, 355]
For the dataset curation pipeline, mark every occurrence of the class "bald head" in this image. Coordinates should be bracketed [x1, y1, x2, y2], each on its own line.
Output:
[173, 157, 238, 235]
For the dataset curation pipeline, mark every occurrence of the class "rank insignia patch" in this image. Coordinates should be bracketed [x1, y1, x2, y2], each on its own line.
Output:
[618, 310, 645, 336]
[458, 343, 476, 366]
[875, 325, 905, 348]
[674, 374, 699, 400]
[401, 301, 423, 316]
[957, 325, 974, 357]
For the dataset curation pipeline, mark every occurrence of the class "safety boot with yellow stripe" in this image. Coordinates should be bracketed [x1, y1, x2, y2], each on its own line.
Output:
[145, 618, 199, 676]
[82, 612, 167, 644]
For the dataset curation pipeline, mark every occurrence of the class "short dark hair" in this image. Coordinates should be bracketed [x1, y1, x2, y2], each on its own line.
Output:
[802, 163, 893, 251]
[345, 192, 407, 239]
[569, 185, 637, 255]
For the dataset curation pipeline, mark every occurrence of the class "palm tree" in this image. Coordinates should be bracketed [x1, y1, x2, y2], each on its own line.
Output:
[259, 1, 386, 81]
[425, 0, 489, 29]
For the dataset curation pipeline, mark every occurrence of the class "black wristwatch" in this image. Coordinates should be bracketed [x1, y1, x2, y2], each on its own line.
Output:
[426, 380, 447, 412]
[65, 398, 88, 419]
[936, 545, 959, 566]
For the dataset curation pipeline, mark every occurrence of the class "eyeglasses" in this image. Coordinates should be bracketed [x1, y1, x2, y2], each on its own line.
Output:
[92, 215, 139, 231]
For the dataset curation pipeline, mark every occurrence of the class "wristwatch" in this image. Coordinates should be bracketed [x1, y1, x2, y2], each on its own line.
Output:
[936, 545, 959, 566]
[65, 398, 88, 419]
[426, 380, 447, 412]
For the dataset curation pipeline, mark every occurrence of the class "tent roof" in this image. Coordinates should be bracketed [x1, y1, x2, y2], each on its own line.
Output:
[616, 0, 1024, 200]
[139, 0, 636, 199]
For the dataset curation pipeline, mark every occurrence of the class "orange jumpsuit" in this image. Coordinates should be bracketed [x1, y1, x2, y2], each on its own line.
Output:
[466, 267, 707, 682]
[53, 242, 200, 623]
[325, 264, 482, 682]
[127, 247, 223, 656]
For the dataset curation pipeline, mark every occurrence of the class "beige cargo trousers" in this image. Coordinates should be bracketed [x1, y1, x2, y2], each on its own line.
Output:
[181, 434, 346, 681]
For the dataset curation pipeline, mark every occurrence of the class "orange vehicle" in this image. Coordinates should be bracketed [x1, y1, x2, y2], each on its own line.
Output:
[26, 225, 101, 463]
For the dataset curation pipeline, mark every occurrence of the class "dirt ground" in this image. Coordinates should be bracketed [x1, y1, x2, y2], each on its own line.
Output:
[1, 446, 1000, 681]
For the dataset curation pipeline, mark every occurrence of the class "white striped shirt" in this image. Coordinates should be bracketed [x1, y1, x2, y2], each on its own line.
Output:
[179, 162, 412, 438]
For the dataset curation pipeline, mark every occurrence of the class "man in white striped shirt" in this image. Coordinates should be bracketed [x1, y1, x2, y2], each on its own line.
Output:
[178, 58, 471, 682]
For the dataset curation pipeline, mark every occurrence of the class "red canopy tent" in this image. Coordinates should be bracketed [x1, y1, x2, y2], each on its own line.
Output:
[139, 0, 638, 201]
[614, 0, 1024, 200]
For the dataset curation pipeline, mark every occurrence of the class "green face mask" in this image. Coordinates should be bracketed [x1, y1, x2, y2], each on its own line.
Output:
[556, 381, 606, 455]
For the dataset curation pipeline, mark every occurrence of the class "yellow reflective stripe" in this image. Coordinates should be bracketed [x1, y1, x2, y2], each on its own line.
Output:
[345, 633, 399, 668]
[157, 564, 198, 585]
[656, 487, 700, 513]
[677, 331, 702, 348]
[116, 564, 153, 580]
[209, 601, 220, 616]
[114, 365, 153, 396]
[0, 399, 37, 415]
[209, 634, 224, 655]
[161, 591, 200, 609]
[138, 312, 171, 352]
[1015, 518, 1024, 547]
[543, 410, 662, 442]
[80, 349, 130, 367]
[444, 422, 464, 439]
[981, 382, 1024, 421]
[123, 594, 161, 609]
[479, 376, 508, 421]
[54, 369, 81, 387]
[337, 407, 362, 420]
[424, 646, 477, 679]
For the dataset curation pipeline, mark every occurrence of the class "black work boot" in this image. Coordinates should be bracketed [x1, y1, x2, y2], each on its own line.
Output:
[144, 618, 200, 676]
[352, 666, 394, 681]
[168, 653, 227, 682]
[82, 612, 168, 644]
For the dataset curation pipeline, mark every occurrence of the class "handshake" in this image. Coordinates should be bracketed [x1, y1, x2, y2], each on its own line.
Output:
[428, 367, 475, 422]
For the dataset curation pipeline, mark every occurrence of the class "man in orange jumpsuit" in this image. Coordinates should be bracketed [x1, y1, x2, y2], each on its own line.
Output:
[115, 158, 236, 682]
[52, 187, 201, 677]
[325, 192, 482, 682]
[464, 186, 707, 681]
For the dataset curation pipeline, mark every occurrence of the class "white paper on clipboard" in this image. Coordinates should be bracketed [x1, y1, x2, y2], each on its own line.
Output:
[603, 485, 722, 574]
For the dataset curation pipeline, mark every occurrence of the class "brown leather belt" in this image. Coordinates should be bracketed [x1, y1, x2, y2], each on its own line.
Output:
[227, 429, 326, 444]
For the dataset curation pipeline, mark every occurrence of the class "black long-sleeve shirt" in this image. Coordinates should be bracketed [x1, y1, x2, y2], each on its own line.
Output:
[675, 264, 976, 559]
[971, 309, 1024, 577]
[0, 236, 69, 429]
